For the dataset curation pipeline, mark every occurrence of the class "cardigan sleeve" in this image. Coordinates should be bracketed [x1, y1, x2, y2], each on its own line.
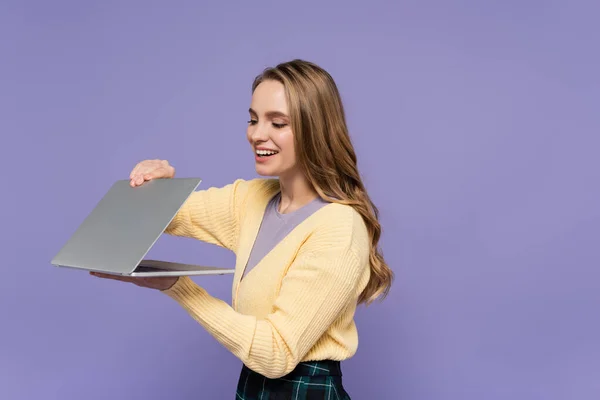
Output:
[161, 213, 370, 379]
[163, 178, 250, 251]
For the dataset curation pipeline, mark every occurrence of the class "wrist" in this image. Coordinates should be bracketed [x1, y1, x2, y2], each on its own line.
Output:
[160, 277, 180, 291]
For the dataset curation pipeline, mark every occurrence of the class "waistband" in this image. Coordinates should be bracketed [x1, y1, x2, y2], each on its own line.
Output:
[243, 360, 343, 378]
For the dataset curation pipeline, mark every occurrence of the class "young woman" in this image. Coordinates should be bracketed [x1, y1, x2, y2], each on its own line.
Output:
[92, 59, 393, 399]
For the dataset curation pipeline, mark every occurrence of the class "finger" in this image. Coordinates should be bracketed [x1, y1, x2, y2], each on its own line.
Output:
[130, 162, 141, 180]
[132, 170, 149, 186]
[131, 160, 158, 185]
[130, 162, 146, 186]
[133, 161, 161, 185]
[137, 166, 169, 184]
[130, 160, 172, 187]
[90, 271, 134, 283]
[143, 166, 168, 181]
[130, 161, 146, 180]
[135, 169, 153, 185]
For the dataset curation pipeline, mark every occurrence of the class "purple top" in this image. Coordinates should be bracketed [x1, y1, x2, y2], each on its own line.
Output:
[242, 192, 329, 279]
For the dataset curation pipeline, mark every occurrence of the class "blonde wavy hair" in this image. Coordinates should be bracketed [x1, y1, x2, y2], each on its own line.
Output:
[252, 59, 393, 304]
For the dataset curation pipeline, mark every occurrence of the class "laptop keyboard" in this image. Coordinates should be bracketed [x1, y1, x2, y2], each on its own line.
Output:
[134, 265, 162, 272]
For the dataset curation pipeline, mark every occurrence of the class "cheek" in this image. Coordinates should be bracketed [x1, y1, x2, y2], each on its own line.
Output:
[276, 131, 297, 168]
[277, 130, 295, 154]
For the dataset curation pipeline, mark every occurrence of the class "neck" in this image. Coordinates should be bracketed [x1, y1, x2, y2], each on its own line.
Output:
[277, 171, 318, 214]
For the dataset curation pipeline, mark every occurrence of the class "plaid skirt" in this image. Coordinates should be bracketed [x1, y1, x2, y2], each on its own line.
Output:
[235, 360, 351, 399]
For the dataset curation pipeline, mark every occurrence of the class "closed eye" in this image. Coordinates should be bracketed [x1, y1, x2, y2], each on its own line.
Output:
[272, 122, 287, 129]
[247, 119, 257, 125]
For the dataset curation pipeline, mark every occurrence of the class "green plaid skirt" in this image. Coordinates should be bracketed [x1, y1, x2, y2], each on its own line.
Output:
[235, 360, 351, 399]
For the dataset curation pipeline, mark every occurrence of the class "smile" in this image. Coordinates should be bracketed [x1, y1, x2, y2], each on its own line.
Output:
[255, 149, 279, 157]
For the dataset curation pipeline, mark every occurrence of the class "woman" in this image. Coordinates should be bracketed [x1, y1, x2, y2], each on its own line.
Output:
[92, 59, 393, 399]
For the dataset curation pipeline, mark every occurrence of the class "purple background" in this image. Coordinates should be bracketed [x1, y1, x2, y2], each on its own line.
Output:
[1, 1, 598, 399]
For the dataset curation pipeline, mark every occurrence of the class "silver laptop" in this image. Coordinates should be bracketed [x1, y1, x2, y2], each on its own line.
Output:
[51, 177, 235, 277]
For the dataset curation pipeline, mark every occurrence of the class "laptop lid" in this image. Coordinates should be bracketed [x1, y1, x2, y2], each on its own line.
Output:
[51, 177, 202, 275]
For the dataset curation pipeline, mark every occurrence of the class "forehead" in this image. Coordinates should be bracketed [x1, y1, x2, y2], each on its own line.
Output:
[250, 80, 288, 113]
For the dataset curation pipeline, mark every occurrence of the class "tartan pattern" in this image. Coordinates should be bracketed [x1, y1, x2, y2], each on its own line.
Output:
[235, 360, 351, 399]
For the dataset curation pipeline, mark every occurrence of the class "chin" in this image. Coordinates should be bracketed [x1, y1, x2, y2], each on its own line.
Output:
[255, 165, 280, 177]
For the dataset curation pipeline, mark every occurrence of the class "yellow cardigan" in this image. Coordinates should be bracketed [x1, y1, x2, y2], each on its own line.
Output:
[162, 178, 371, 379]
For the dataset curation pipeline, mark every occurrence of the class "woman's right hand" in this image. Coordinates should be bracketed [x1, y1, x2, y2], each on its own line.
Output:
[129, 159, 176, 187]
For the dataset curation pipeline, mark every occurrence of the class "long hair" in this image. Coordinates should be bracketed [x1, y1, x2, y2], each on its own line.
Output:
[251, 59, 393, 305]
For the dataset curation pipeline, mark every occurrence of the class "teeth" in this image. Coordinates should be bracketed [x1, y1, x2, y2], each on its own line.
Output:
[256, 149, 278, 156]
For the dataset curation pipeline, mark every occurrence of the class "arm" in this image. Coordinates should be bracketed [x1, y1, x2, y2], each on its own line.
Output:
[164, 179, 250, 251]
[161, 210, 370, 379]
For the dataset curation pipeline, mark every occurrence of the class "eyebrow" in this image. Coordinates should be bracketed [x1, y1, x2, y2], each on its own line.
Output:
[248, 108, 289, 119]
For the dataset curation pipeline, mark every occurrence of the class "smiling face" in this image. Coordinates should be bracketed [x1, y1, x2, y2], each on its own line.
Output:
[247, 80, 298, 178]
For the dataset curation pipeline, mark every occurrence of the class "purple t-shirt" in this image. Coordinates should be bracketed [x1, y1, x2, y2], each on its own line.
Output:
[242, 192, 329, 279]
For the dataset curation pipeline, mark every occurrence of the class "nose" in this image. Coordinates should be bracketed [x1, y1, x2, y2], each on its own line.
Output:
[249, 122, 269, 143]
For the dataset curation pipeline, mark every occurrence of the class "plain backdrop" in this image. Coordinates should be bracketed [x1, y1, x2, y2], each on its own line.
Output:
[1, 1, 598, 399]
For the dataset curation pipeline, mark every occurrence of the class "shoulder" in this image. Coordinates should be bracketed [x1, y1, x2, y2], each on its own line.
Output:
[197, 178, 278, 209]
[292, 202, 370, 288]
[228, 178, 280, 203]
[303, 202, 370, 264]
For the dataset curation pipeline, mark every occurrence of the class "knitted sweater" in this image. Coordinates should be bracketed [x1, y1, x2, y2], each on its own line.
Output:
[162, 178, 371, 379]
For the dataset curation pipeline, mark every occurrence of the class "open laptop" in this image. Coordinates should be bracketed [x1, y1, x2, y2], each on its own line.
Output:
[51, 177, 235, 277]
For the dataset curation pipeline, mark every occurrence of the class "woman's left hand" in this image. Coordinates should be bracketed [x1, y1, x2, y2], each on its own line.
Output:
[90, 272, 178, 291]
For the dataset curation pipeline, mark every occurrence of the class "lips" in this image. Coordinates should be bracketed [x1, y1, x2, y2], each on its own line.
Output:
[255, 148, 279, 157]
[254, 148, 278, 164]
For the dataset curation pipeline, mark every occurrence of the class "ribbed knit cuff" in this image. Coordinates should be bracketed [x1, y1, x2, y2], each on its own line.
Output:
[161, 276, 208, 302]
